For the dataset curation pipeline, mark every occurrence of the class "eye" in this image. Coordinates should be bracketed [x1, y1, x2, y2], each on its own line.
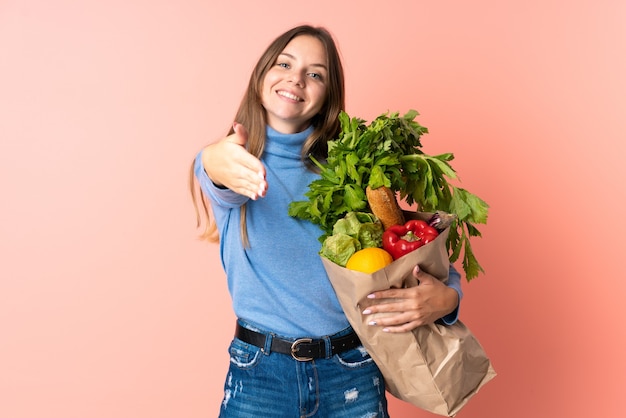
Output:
[308, 72, 322, 80]
[277, 62, 290, 69]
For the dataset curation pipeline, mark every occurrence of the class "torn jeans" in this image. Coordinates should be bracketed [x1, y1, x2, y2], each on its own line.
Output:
[219, 320, 388, 418]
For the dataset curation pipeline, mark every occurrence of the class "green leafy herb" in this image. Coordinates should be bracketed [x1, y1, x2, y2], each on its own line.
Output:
[288, 110, 489, 280]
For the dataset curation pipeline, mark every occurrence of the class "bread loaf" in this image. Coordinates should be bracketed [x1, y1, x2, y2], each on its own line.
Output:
[365, 186, 405, 230]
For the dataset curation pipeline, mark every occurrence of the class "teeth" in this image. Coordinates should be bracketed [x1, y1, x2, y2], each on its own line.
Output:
[277, 91, 301, 101]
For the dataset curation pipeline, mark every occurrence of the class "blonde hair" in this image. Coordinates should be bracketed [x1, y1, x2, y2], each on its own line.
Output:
[190, 25, 346, 245]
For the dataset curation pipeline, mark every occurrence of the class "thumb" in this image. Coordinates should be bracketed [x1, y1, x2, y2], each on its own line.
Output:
[412, 265, 433, 286]
[229, 122, 249, 147]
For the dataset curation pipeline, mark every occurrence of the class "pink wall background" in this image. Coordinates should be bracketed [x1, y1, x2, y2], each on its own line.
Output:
[1, 1, 625, 417]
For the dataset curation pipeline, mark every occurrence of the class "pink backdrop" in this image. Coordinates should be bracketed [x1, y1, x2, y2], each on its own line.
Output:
[1, 1, 625, 417]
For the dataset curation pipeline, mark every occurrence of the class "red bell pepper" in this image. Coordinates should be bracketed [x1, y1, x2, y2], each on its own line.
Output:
[382, 220, 439, 260]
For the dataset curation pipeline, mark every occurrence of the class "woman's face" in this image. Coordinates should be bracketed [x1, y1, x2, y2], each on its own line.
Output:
[261, 35, 328, 134]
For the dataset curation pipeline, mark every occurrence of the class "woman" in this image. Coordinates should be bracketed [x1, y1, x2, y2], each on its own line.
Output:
[191, 25, 462, 417]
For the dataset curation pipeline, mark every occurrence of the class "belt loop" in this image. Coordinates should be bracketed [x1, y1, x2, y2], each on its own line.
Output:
[263, 332, 273, 355]
[323, 335, 332, 358]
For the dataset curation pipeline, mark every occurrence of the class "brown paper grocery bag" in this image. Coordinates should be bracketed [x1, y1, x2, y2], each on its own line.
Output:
[321, 212, 496, 417]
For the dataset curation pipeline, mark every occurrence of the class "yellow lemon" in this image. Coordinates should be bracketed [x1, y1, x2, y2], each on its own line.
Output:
[345, 247, 393, 273]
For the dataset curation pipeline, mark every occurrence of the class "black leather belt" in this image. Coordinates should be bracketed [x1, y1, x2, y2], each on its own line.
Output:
[235, 322, 361, 361]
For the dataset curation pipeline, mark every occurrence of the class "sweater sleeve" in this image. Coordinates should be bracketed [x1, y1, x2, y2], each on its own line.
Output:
[440, 263, 463, 325]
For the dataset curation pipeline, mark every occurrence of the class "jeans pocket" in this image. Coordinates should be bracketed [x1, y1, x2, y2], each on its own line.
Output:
[335, 345, 375, 369]
[228, 338, 262, 369]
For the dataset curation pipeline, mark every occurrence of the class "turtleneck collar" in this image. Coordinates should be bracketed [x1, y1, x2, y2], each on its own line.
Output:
[264, 125, 315, 159]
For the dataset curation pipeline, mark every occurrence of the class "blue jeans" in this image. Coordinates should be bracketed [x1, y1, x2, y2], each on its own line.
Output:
[218, 321, 389, 417]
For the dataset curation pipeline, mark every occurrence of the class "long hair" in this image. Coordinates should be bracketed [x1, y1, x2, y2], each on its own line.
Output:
[190, 25, 346, 245]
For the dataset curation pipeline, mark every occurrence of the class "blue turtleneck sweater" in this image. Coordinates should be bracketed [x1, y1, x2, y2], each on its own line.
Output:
[194, 125, 461, 338]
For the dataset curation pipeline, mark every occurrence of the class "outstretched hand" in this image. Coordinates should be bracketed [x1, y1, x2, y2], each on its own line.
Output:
[201, 123, 267, 200]
[361, 265, 459, 333]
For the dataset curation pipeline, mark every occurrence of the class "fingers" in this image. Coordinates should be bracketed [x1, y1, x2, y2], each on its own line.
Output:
[232, 169, 266, 200]
[361, 265, 440, 332]
[361, 296, 418, 319]
[203, 122, 268, 200]
[230, 122, 267, 199]
[364, 310, 427, 333]
[361, 293, 420, 331]
[235, 171, 267, 200]
[378, 320, 422, 333]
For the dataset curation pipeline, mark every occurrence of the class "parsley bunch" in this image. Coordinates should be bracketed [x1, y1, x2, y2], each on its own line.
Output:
[288, 110, 489, 280]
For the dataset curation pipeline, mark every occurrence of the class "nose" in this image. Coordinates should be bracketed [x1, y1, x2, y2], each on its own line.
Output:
[289, 71, 305, 87]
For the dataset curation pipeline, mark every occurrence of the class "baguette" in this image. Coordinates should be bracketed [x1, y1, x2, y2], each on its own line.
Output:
[365, 185, 405, 230]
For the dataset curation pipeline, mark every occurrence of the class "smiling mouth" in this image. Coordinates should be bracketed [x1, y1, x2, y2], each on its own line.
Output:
[277, 90, 303, 102]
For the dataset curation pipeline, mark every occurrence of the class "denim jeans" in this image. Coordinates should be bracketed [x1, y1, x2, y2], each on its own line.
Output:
[218, 321, 389, 417]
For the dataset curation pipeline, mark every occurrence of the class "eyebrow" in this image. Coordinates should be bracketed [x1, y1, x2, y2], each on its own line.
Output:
[279, 52, 328, 70]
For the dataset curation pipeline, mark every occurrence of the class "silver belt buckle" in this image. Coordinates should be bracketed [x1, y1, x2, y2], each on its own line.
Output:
[291, 338, 313, 361]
